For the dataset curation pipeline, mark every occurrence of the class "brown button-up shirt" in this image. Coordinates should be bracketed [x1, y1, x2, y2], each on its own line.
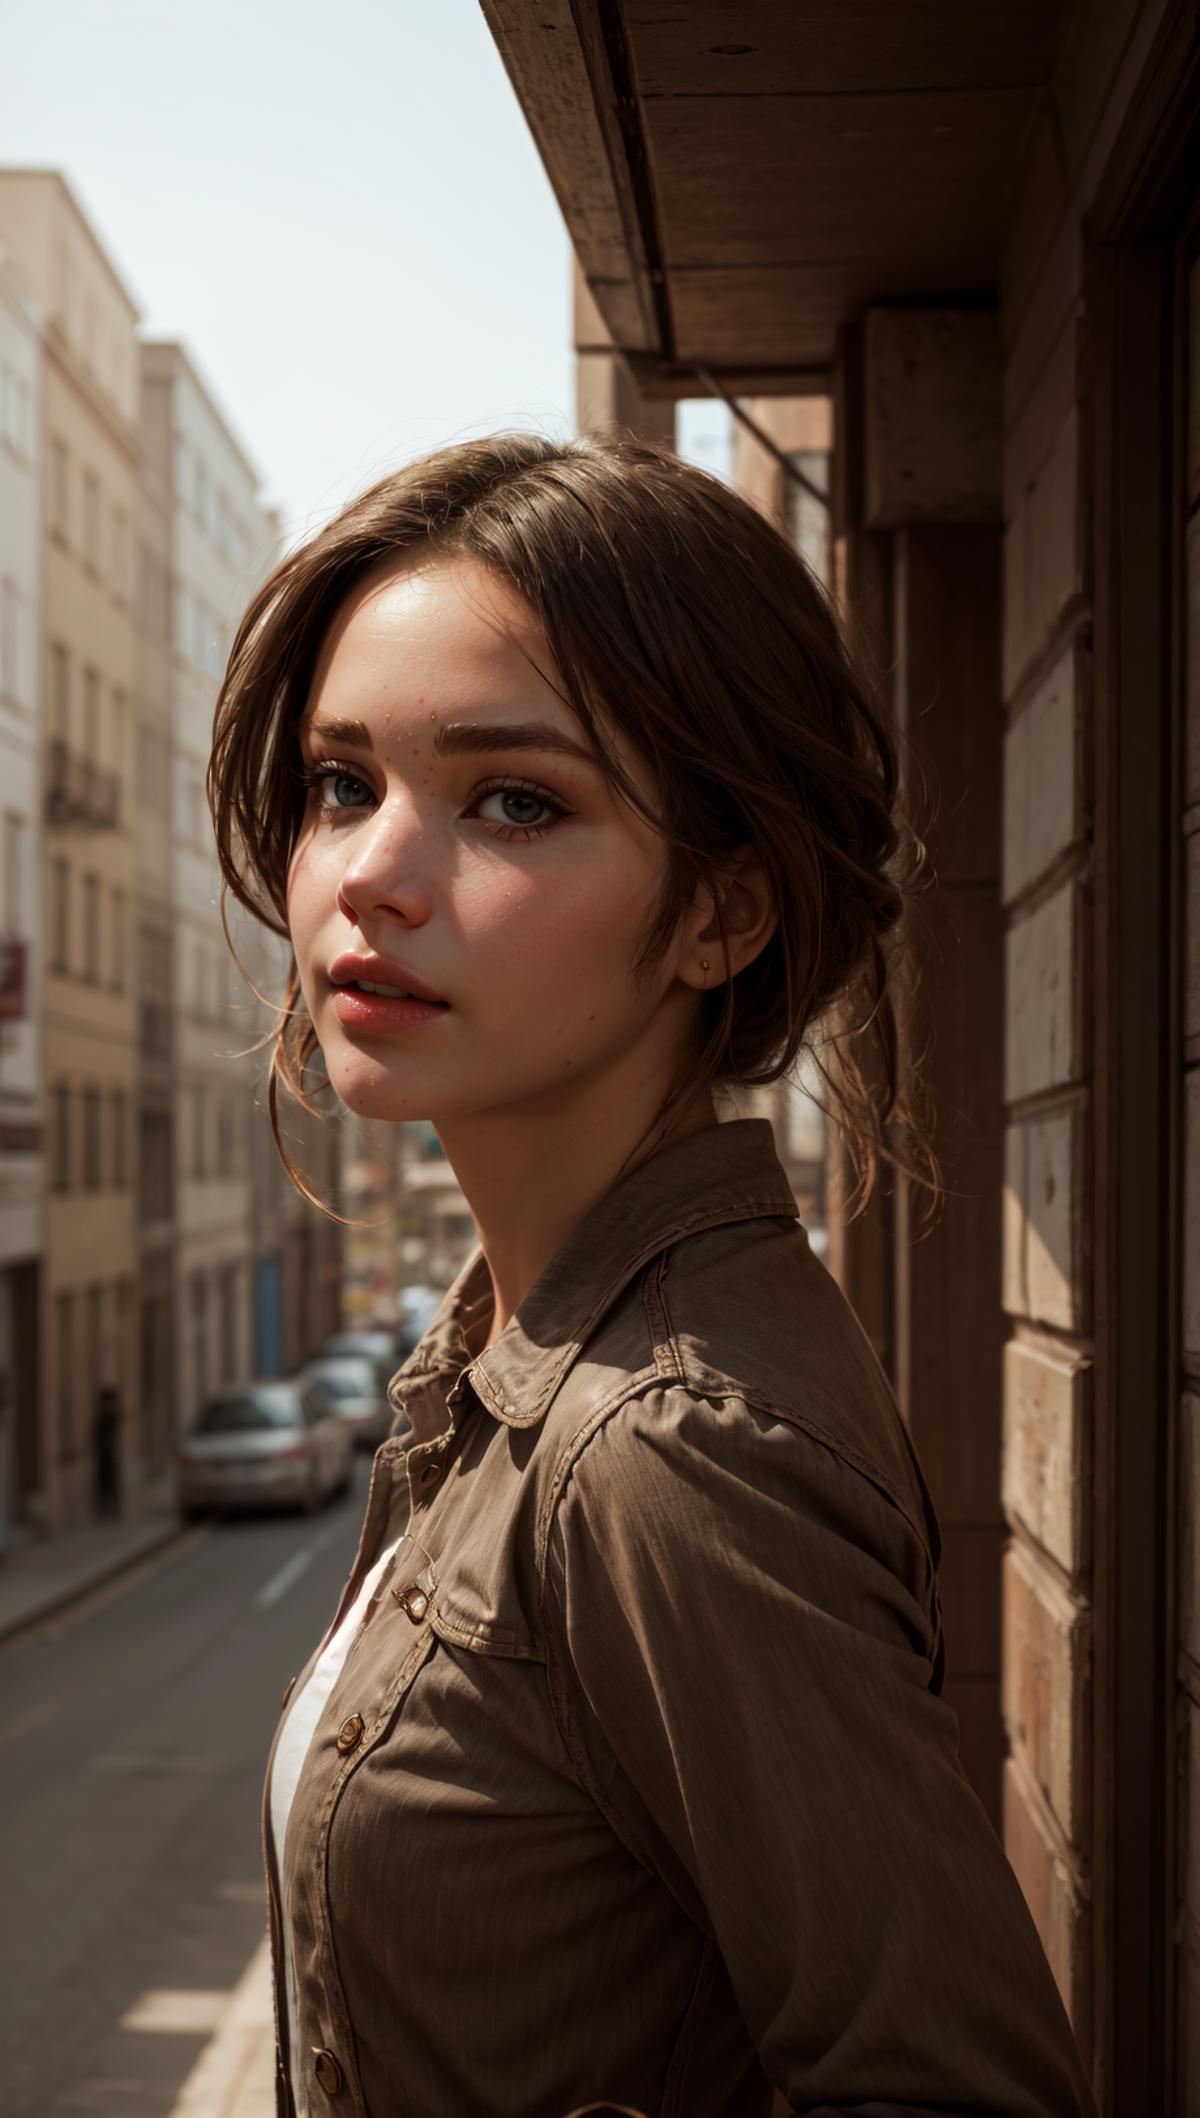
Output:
[263, 1117, 1094, 2118]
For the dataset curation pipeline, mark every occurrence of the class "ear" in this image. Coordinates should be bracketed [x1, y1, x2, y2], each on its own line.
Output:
[680, 847, 777, 991]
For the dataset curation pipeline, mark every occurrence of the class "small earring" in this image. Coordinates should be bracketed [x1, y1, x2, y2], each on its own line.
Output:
[700, 958, 709, 973]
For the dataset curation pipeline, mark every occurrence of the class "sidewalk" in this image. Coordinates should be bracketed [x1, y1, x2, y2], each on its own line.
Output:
[166, 1937, 276, 2118]
[0, 1504, 194, 1646]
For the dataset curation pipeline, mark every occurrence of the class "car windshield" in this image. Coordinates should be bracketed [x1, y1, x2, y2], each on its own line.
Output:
[196, 1391, 299, 1433]
[311, 1368, 371, 1400]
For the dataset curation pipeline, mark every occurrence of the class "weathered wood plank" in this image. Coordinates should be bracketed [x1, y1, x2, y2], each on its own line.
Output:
[479, 0, 657, 352]
[627, 0, 1064, 100]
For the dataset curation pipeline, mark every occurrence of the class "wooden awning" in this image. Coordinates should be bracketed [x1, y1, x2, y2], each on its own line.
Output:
[481, 1, 1067, 391]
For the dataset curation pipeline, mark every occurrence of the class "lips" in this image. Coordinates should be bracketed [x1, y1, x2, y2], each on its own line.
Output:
[328, 951, 448, 1005]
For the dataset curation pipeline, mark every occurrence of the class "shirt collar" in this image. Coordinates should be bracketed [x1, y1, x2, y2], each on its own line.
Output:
[391, 1117, 798, 1435]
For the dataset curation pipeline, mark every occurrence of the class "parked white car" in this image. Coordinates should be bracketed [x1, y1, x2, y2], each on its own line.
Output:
[177, 1378, 352, 1520]
[302, 1353, 391, 1449]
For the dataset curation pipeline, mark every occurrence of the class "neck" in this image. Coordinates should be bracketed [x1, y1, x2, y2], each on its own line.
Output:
[434, 1059, 718, 1353]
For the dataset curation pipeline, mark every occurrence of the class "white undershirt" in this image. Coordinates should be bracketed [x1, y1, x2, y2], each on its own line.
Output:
[269, 1497, 408, 2113]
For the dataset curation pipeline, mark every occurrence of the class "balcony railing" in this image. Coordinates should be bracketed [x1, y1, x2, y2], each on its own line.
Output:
[45, 737, 121, 829]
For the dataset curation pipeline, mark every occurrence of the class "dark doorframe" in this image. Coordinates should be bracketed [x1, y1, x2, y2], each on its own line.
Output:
[1084, 7, 1200, 2105]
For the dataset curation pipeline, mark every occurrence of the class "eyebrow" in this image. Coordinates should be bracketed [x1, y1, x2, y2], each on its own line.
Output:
[298, 714, 600, 768]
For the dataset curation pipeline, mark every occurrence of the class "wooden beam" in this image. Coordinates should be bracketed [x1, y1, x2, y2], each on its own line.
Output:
[620, 352, 832, 401]
[480, 0, 660, 355]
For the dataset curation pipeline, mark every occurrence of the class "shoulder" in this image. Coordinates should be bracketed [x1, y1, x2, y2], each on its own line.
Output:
[540, 1206, 939, 1572]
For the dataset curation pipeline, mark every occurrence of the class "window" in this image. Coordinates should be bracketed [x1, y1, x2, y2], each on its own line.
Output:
[111, 1090, 127, 1188]
[51, 856, 69, 973]
[82, 871, 100, 982]
[85, 1283, 103, 1392]
[51, 1083, 71, 1191]
[82, 1087, 101, 1189]
[50, 436, 69, 539]
[50, 641, 70, 742]
[2, 811, 25, 938]
[116, 1278, 133, 1402]
[111, 887, 125, 991]
[1, 577, 18, 700]
[218, 1265, 238, 1384]
[83, 470, 100, 573]
[140, 1105, 172, 1222]
[216, 1095, 234, 1175]
[82, 666, 100, 764]
[111, 690, 127, 793]
[54, 1291, 75, 1458]
[191, 1271, 210, 1407]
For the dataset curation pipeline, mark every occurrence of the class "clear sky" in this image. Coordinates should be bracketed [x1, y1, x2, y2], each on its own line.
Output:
[0, 0, 578, 537]
[0, 0, 729, 537]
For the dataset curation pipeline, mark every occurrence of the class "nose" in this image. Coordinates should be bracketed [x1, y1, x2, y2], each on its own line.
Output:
[334, 793, 435, 933]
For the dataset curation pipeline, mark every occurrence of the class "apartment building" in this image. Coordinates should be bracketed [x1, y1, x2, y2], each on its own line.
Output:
[0, 244, 43, 1546]
[133, 388, 174, 1484]
[231, 905, 344, 1381]
[0, 171, 140, 1528]
[139, 339, 278, 1434]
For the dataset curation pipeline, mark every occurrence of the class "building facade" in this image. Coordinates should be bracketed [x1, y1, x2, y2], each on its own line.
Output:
[133, 367, 175, 1487]
[0, 242, 43, 1547]
[0, 171, 141, 1528]
[140, 340, 276, 1433]
[481, 2, 1200, 2105]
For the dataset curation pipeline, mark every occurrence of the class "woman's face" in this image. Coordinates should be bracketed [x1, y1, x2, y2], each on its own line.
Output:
[286, 552, 698, 1129]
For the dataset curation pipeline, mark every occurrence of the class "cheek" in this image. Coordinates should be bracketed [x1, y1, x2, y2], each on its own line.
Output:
[458, 847, 660, 996]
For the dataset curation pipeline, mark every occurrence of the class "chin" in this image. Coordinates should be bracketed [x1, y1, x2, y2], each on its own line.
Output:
[324, 1048, 435, 1123]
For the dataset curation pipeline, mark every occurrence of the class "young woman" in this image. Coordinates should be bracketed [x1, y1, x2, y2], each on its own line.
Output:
[210, 434, 1094, 2118]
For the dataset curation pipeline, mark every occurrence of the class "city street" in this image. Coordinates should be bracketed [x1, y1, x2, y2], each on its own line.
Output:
[1, 1463, 367, 2118]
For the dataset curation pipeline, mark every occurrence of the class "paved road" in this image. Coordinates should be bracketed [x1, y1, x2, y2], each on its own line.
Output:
[0, 1463, 368, 2118]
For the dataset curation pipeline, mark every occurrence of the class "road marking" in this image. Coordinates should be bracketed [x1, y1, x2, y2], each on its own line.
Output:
[254, 1521, 340, 1611]
[122, 1988, 230, 2033]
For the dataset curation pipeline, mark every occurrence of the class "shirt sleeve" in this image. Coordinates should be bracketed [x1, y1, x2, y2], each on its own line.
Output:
[541, 1382, 1095, 2118]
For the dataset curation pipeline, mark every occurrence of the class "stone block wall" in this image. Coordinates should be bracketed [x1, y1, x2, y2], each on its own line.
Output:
[998, 0, 1183, 2072]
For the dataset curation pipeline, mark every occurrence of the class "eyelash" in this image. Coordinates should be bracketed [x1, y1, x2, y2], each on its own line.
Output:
[294, 759, 570, 843]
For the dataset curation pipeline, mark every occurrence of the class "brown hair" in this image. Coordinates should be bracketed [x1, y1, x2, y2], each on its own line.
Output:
[208, 430, 936, 1218]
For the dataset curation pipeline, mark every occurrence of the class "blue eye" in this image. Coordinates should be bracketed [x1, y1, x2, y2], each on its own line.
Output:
[475, 787, 552, 829]
[324, 770, 371, 809]
[298, 761, 372, 810]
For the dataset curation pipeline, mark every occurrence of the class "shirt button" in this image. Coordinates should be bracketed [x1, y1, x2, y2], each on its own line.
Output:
[335, 1713, 365, 1756]
[311, 2046, 343, 2095]
[417, 1457, 443, 1490]
[280, 1676, 296, 1710]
